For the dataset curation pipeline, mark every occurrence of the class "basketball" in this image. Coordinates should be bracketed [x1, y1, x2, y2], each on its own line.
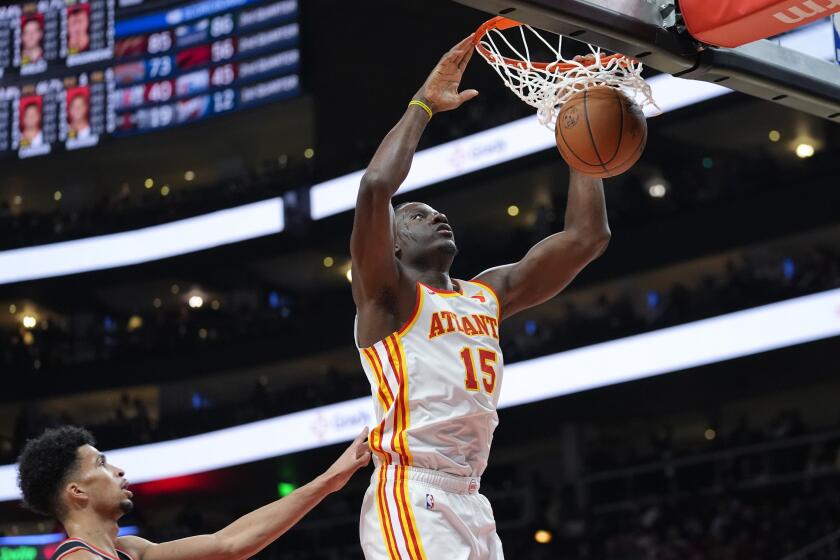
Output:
[554, 86, 647, 178]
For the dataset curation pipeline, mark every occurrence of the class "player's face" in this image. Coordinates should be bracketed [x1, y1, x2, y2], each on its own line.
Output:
[68, 11, 89, 51]
[395, 202, 457, 260]
[70, 445, 133, 518]
[23, 105, 41, 132]
[22, 20, 43, 50]
[69, 96, 88, 126]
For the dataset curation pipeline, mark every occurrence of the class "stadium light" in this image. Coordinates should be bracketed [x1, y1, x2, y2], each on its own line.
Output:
[0, 199, 286, 286]
[127, 315, 143, 331]
[648, 183, 667, 198]
[795, 143, 815, 158]
[534, 530, 552, 544]
[277, 482, 297, 497]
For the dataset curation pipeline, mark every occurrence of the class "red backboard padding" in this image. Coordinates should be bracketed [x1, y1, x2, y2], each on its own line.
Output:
[681, 0, 840, 48]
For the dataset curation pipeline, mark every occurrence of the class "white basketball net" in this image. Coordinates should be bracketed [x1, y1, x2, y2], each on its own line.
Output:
[475, 21, 658, 130]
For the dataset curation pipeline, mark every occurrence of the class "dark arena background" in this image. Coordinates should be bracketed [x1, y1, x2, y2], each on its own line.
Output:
[1, 0, 840, 558]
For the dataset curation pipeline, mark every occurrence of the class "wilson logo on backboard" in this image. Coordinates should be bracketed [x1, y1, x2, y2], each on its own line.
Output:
[774, 0, 840, 23]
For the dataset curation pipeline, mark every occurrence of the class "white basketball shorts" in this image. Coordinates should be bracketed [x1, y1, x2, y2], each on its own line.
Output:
[360, 465, 504, 560]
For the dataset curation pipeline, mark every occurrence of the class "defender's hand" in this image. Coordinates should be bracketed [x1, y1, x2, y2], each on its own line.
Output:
[321, 427, 372, 493]
[415, 35, 479, 114]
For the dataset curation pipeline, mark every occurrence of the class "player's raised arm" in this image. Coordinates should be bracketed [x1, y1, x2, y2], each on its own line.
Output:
[120, 430, 371, 560]
[473, 169, 611, 320]
[350, 35, 479, 306]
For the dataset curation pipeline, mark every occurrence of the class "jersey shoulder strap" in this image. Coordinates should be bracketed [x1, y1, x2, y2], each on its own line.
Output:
[51, 540, 132, 560]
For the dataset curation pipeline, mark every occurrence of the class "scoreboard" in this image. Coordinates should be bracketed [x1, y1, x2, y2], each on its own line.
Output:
[0, 0, 300, 159]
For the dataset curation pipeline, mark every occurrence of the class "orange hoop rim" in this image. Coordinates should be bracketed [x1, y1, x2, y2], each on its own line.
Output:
[473, 16, 631, 73]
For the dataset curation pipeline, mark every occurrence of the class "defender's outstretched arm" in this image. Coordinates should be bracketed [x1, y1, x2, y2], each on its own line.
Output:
[474, 169, 611, 319]
[118, 430, 371, 560]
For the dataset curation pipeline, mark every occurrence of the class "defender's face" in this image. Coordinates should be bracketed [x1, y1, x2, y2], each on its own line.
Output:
[73, 444, 133, 517]
[396, 202, 457, 257]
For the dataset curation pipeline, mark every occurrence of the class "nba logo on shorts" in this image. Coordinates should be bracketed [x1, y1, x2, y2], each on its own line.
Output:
[468, 479, 478, 493]
[425, 494, 435, 510]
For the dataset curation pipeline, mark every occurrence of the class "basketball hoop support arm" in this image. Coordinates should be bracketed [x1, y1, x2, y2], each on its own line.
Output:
[454, 0, 840, 121]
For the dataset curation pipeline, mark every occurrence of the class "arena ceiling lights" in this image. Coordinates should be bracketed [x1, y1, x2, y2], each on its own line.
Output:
[1, 286, 838, 501]
[0, 198, 284, 285]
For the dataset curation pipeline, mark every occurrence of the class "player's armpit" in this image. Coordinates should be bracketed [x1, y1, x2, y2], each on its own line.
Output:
[117, 535, 163, 560]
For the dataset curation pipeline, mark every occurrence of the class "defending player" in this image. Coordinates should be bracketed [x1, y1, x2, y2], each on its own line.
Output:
[16, 425, 371, 560]
[352, 35, 611, 559]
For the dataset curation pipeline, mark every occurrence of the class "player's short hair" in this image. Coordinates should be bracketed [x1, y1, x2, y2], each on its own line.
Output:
[17, 426, 95, 517]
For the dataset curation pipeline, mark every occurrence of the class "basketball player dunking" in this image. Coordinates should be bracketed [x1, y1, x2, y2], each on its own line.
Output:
[353, 35, 611, 559]
[16, 426, 371, 560]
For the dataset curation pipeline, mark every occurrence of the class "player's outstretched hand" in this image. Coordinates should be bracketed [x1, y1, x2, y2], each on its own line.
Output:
[321, 427, 372, 493]
[415, 34, 479, 114]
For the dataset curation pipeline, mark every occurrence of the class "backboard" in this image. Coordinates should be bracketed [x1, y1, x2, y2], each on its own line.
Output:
[454, 0, 840, 121]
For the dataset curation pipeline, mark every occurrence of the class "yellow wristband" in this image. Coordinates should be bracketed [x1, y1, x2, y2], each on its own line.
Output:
[409, 99, 433, 119]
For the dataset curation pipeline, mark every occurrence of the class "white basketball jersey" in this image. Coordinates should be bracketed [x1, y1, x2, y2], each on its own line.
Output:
[356, 280, 503, 478]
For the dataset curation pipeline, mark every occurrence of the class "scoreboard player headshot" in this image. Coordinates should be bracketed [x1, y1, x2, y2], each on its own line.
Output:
[20, 97, 44, 148]
[67, 88, 91, 139]
[21, 15, 45, 64]
[67, 4, 91, 54]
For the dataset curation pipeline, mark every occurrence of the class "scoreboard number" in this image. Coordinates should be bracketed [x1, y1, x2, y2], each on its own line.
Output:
[147, 31, 173, 54]
[147, 56, 173, 79]
[210, 14, 234, 38]
[212, 88, 234, 112]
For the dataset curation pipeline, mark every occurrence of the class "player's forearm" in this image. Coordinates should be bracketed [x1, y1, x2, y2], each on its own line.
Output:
[563, 169, 611, 247]
[360, 104, 430, 196]
[213, 473, 335, 559]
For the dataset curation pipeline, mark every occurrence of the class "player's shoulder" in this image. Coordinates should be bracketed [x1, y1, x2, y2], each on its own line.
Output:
[115, 535, 152, 560]
[459, 278, 501, 306]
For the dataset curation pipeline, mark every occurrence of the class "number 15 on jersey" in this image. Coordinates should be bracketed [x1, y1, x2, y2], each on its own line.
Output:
[460, 347, 498, 394]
